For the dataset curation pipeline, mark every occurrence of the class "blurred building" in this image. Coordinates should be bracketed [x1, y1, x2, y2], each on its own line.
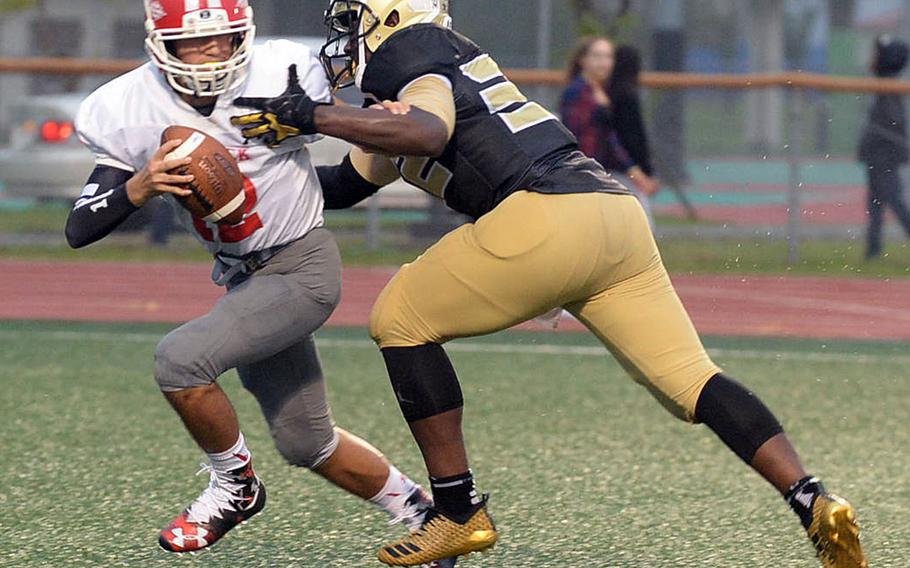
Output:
[3, 0, 910, 150]
[0, 0, 139, 140]
[0, 0, 575, 142]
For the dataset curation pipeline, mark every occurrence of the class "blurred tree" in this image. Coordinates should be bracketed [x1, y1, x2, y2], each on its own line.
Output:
[572, 0, 639, 41]
[574, 0, 631, 21]
[0, 0, 36, 12]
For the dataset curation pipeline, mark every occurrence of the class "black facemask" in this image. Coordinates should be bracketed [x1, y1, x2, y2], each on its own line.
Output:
[320, 0, 379, 91]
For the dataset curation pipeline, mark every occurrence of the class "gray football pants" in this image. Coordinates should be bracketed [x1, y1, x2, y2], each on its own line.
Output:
[154, 228, 343, 469]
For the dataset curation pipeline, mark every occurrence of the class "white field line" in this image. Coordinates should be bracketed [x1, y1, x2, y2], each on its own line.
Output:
[2, 329, 908, 366]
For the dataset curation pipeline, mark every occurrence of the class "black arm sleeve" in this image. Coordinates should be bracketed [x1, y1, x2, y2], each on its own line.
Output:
[65, 165, 139, 249]
[316, 154, 383, 210]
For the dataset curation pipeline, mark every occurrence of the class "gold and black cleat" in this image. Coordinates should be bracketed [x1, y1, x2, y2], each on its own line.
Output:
[807, 494, 868, 568]
[378, 496, 498, 566]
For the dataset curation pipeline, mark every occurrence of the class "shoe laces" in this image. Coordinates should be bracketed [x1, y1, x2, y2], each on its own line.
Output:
[388, 489, 432, 533]
[185, 463, 253, 524]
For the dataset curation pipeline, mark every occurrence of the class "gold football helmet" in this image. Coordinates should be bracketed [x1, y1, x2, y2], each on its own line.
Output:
[321, 0, 451, 90]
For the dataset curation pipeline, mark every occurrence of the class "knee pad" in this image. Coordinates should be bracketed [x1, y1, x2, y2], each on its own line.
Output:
[154, 332, 216, 392]
[382, 344, 463, 423]
[271, 422, 340, 469]
[695, 373, 784, 464]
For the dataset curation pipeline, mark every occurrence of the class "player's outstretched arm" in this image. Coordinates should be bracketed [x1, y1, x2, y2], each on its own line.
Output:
[313, 103, 449, 158]
[65, 140, 193, 249]
[316, 78, 456, 158]
[232, 65, 450, 156]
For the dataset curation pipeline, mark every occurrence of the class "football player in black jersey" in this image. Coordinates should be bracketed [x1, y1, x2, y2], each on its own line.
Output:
[230, 2, 867, 567]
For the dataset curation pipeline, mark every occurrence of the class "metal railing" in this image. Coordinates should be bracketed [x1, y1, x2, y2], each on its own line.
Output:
[5, 57, 910, 262]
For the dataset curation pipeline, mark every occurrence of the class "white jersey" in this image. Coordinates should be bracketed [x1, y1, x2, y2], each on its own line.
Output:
[75, 40, 330, 257]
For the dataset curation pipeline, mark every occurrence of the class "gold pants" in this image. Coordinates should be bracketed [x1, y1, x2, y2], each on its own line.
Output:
[370, 191, 721, 421]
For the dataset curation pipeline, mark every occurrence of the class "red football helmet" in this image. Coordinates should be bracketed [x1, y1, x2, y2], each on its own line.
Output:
[144, 0, 256, 97]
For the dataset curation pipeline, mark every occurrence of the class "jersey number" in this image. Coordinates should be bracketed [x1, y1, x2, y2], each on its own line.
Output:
[192, 176, 264, 243]
[462, 54, 557, 134]
[394, 54, 555, 198]
[395, 156, 453, 198]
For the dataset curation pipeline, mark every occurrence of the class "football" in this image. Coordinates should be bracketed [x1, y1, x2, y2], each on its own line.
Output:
[160, 125, 246, 225]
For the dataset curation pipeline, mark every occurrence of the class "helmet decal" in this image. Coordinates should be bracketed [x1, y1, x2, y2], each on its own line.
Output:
[148, 1, 167, 21]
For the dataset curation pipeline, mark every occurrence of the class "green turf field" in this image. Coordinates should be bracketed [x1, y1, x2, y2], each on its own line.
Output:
[1, 321, 906, 567]
[4, 200, 910, 278]
[3, 233, 910, 279]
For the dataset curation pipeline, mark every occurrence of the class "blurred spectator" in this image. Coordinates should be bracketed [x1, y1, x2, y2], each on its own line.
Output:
[858, 35, 910, 260]
[561, 37, 660, 226]
[609, 45, 654, 179]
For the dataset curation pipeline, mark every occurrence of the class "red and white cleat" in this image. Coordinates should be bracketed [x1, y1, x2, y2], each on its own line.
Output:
[158, 462, 266, 553]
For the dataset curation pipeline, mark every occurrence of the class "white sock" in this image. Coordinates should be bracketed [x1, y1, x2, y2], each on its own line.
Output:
[369, 466, 425, 530]
[207, 433, 252, 474]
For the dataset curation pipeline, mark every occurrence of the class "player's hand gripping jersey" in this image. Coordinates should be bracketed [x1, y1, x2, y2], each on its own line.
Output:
[75, 40, 330, 257]
[358, 24, 629, 219]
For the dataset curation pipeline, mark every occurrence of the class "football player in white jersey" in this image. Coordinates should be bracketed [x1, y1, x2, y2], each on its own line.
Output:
[65, 2, 455, 563]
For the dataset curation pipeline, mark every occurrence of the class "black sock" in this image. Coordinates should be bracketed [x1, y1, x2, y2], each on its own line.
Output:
[785, 476, 826, 530]
[430, 471, 478, 519]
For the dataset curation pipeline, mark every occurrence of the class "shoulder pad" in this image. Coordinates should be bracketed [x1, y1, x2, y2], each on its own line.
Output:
[361, 24, 460, 100]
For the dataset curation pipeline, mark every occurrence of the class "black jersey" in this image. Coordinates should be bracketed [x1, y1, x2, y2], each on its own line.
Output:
[360, 24, 629, 219]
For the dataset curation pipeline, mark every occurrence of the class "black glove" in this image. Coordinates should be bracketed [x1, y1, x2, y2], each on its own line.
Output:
[231, 64, 332, 147]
